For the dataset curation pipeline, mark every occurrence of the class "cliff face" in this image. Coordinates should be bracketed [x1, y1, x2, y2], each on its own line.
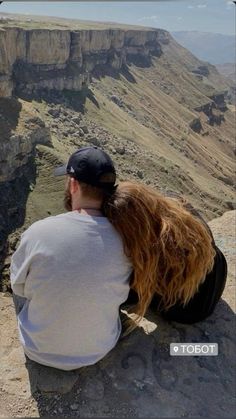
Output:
[0, 97, 51, 183]
[0, 27, 168, 97]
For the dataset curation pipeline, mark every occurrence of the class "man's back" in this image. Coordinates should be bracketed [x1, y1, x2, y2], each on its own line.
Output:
[11, 211, 132, 370]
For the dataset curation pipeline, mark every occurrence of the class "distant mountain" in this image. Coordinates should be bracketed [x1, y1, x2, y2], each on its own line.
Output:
[172, 31, 235, 65]
[216, 63, 235, 82]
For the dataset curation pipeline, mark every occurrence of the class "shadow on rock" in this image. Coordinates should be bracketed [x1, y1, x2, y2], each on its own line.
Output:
[92, 64, 137, 84]
[0, 97, 22, 139]
[15, 86, 99, 113]
[0, 98, 39, 291]
[24, 298, 235, 417]
[0, 160, 37, 290]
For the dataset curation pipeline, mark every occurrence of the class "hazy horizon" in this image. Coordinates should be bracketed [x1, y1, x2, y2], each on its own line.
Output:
[0, 0, 235, 36]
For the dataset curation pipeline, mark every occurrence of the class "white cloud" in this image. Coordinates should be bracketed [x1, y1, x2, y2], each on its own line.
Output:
[177, 16, 183, 21]
[138, 15, 158, 22]
[197, 4, 207, 8]
[187, 5, 194, 9]
[226, 0, 233, 8]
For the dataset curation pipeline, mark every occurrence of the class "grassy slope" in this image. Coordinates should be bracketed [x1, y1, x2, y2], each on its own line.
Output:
[0, 13, 153, 30]
[83, 53, 234, 218]
[22, 59, 234, 231]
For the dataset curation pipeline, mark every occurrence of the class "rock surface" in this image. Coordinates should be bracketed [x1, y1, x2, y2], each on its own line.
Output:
[0, 99, 51, 183]
[0, 211, 235, 417]
[0, 24, 167, 97]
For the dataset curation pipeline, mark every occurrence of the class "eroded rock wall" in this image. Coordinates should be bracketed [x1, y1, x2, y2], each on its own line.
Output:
[0, 27, 169, 97]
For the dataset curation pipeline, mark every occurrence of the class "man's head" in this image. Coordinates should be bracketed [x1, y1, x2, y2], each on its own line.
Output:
[54, 146, 116, 211]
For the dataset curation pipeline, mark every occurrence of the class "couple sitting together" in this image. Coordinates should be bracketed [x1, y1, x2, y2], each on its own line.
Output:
[11, 146, 227, 370]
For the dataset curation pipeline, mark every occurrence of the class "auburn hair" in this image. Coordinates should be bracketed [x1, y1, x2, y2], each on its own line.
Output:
[101, 181, 216, 328]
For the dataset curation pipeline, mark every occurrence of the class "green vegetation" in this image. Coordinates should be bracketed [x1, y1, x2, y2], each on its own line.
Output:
[0, 14, 151, 31]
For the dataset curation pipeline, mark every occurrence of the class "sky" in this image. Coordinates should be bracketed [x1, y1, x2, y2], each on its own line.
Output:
[0, 0, 235, 35]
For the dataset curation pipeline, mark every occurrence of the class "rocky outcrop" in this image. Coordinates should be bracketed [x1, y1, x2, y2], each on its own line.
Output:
[0, 26, 169, 97]
[194, 91, 228, 126]
[226, 85, 236, 105]
[209, 92, 228, 112]
[194, 91, 227, 115]
[189, 117, 202, 133]
[191, 65, 209, 77]
[0, 118, 51, 183]
[0, 96, 51, 182]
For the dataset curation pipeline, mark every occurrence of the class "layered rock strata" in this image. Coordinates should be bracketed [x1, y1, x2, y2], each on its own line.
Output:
[0, 27, 169, 97]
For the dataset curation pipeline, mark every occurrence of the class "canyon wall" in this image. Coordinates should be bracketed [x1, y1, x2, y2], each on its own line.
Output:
[0, 27, 169, 97]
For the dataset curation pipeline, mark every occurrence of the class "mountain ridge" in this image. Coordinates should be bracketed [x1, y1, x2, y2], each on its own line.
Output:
[171, 30, 235, 65]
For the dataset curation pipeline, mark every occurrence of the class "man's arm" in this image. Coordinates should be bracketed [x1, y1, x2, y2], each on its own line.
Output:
[10, 231, 31, 298]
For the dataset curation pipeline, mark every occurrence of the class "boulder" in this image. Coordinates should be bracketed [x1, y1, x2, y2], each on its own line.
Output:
[86, 136, 101, 147]
[71, 116, 81, 125]
[80, 125, 89, 134]
[110, 95, 123, 107]
[47, 108, 60, 118]
[115, 146, 126, 155]
[189, 118, 202, 133]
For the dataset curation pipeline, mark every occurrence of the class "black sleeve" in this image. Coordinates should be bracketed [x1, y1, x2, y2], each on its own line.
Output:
[160, 246, 227, 324]
[122, 246, 227, 324]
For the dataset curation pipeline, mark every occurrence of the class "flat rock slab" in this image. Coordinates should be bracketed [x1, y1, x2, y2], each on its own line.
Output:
[0, 211, 235, 417]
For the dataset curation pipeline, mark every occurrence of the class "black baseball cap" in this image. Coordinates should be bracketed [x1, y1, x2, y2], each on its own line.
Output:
[54, 146, 116, 191]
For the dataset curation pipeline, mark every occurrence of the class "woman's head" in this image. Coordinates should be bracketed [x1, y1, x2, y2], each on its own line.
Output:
[103, 181, 215, 325]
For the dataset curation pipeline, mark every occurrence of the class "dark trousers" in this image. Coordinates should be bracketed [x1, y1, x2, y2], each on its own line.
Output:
[123, 246, 227, 324]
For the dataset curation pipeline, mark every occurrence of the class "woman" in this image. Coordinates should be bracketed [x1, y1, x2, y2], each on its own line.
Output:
[102, 181, 227, 330]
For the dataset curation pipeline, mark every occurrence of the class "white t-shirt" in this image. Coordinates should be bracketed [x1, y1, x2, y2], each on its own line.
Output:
[10, 211, 133, 370]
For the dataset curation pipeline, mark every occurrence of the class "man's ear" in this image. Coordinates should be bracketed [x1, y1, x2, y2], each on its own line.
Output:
[70, 177, 79, 194]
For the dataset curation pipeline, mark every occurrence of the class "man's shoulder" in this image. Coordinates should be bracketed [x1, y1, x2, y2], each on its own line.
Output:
[24, 213, 70, 237]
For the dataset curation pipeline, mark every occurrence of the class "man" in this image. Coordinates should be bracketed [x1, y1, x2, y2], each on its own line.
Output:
[10, 146, 132, 371]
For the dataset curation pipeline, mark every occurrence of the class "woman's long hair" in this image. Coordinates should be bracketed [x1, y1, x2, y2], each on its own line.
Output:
[102, 181, 216, 326]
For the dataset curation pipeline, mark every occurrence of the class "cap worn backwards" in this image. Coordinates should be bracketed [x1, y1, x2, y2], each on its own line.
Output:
[54, 146, 116, 191]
